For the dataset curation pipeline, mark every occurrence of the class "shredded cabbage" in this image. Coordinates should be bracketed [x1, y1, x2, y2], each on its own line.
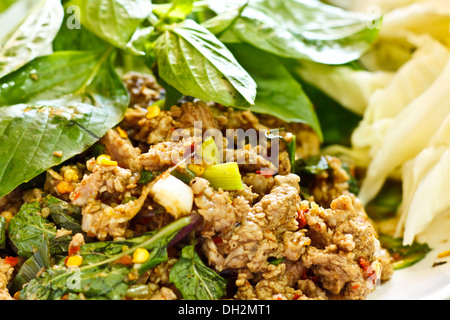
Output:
[358, 55, 450, 204]
[337, 0, 450, 244]
[396, 116, 450, 244]
[352, 34, 450, 158]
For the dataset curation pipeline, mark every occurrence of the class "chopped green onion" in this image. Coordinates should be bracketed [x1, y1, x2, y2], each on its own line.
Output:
[268, 257, 285, 265]
[265, 130, 296, 172]
[199, 136, 221, 165]
[139, 170, 155, 184]
[392, 252, 429, 270]
[286, 133, 296, 171]
[0, 217, 6, 250]
[378, 233, 431, 270]
[201, 162, 244, 191]
[122, 196, 137, 204]
[171, 167, 196, 184]
[125, 284, 151, 299]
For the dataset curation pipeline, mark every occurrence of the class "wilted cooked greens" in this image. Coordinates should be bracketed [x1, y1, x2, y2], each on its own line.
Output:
[18, 215, 196, 300]
[169, 243, 227, 300]
[8, 195, 199, 300]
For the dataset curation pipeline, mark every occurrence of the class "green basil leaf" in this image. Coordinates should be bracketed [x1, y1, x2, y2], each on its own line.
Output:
[215, 0, 380, 64]
[70, 0, 153, 49]
[42, 195, 84, 235]
[8, 202, 58, 258]
[0, 0, 16, 14]
[294, 155, 330, 176]
[88, 50, 130, 103]
[52, 10, 108, 52]
[0, 55, 128, 198]
[228, 43, 322, 140]
[158, 0, 194, 22]
[54, 16, 151, 57]
[0, 102, 101, 198]
[201, 1, 247, 40]
[0, 50, 109, 106]
[154, 19, 256, 108]
[0, 0, 64, 78]
[124, 26, 155, 56]
[0, 48, 126, 200]
[154, 75, 182, 110]
[207, 0, 246, 14]
[169, 244, 227, 300]
[298, 78, 362, 146]
[9, 234, 53, 295]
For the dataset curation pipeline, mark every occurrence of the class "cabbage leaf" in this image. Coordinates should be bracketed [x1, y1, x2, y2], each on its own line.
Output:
[293, 59, 393, 115]
[352, 35, 450, 157]
[349, 0, 450, 246]
[357, 56, 450, 205]
[396, 116, 450, 245]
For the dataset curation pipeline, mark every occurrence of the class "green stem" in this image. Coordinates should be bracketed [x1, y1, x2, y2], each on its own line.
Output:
[46, 215, 192, 286]
[148, 12, 160, 26]
[74, 46, 114, 95]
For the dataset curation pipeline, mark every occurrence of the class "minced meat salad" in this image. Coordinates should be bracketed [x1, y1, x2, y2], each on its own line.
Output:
[0, 73, 393, 300]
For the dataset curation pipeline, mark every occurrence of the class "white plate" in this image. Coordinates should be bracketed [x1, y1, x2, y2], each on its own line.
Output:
[368, 211, 450, 300]
[2, 0, 449, 302]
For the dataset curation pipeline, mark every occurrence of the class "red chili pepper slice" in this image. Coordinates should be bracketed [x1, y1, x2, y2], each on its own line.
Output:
[256, 169, 276, 177]
[296, 208, 309, 229]
[358, 257, 376, 281]
[4, 256, 19, 267]
[68, 245, 80, 256]
[116, 255, 133, 266]
[358, 257, 371, 271]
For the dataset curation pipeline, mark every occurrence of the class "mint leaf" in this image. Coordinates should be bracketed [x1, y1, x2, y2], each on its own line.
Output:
[8, 202, 58, 258]
[170, 244, 227, 300]
[42, 195, 84, 235]
[9, 235, 53, 295]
